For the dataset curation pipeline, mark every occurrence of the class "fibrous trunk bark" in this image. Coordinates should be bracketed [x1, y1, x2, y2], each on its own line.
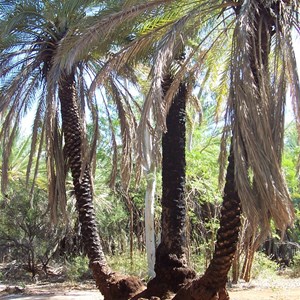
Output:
[59, 72, 144, 300]
[173, 146, 241, 300]
[140, 77, 196, 298]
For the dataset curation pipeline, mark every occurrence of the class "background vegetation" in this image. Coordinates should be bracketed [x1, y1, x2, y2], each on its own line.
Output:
[0, 1, 299, 295]
[0, 113, 299, 284]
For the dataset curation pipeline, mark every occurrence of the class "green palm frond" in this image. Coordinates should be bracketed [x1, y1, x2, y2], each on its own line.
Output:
[0, 0, 103, 218]
[51, 0, 173, 76]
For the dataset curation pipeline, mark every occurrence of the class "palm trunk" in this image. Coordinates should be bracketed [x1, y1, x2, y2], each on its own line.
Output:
[145, 77, 196, 298]
[58, 72, 144, 300]
[173, 146, 241, 300]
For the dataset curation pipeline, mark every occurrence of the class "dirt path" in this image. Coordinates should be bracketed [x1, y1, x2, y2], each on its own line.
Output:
[228, 277, 300, 300]
[1, 278, 300, 299]
[0, 290, 102, 300]
[229, 289, 300, 300]
[0, 283, 103, 300]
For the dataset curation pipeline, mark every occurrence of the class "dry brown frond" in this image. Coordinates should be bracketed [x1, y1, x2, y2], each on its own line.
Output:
[1, 122, 18, 194]
[29, 122, 46, 200]
[102, 95, 118, 189]
[109, 76, 137, 191]
[26, 98, 45, 186]
[221, 1, 296, 234]
[45, 91, 67, 223]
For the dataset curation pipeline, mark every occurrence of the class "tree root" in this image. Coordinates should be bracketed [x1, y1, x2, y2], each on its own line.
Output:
[91, 261, 146, 300]
[172, 277, 230, 300]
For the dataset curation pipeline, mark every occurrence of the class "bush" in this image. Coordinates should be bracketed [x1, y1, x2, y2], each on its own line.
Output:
[291, 251, 300, 277]
[65, 256, 92, 281]
[107, 251, 148, 280]
[0, 184, 66, 278]
[251, 251, 278, 279]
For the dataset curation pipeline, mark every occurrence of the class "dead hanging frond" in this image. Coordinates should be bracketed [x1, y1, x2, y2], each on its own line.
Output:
[102, 93, 119, 189]
[75, 70, 94, 186]
[1, 119, 18, 194]
[30, 121, 46, 199]
[137, 14, 191, 155]
[108, 76, 137, 191]
[87, 98, 100, 177]
[222, 0, 296, 234]
[0, 73, 35, 193]
[218, 124, 232, 191]
[45, 91, 67, 224]
[135, 3, 235, 174]
[26, 93, 45, 186]
[162, 10, 235, 125]
[285, 33, 300, 141]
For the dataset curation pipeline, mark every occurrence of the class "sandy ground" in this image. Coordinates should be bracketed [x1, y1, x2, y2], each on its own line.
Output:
[229, 289, 300, 300]
[0, 283, 103, 300]
[0, 290, 102, 300]
[228, 277, 300, 300]
[1, 278, 300, 299]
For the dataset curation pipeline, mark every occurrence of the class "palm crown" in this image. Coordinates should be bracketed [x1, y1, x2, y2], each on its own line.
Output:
[65, 0, 299, 232]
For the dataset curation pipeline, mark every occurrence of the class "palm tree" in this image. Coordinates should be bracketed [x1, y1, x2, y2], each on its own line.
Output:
[57, 1, 299, 299]
[0, 1, 144, 299]
[173, 144, 241, 300]
[176, 1, 299, 299]
[139, 74, 196, 299]
[3, 0, 297, 299]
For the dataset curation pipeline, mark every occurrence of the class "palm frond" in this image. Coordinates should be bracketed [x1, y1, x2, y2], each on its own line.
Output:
[29, 121, 46, 200]
[60, 0, 173, 71]
[0, 0, 107, 219]
[108, 76, 137, 191]
[102, 94, 119, 189]
[26, 95, 45, 186]
[1, 121, 18, 194]
[221, 1, 297, 233]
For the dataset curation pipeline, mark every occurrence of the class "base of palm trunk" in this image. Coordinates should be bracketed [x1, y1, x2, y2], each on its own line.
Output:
[132, 245, 196, 299]
[172, 276, 230, 300]
[91, 261, 145, 300]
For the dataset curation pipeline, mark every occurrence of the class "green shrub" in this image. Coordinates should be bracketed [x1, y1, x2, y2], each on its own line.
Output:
[0, 185, 66, 278]
[251, 251, 278, 279]
[291, 251, 300, 277]
[107, 251, 148, 280]
[65, 256, 91, 281]
[189, 246, 207, 275]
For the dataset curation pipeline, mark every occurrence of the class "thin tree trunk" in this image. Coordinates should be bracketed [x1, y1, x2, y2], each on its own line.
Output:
[241, 232, 260, 283]
[242, 248, 254, 283]
[173, 146, 241, 300]
[129, 196, 134, 266]
[231, 243, 240, 284]
[145, 163, 156, 279]
[58, 72, 144, 300]
[143, 108, 157, 279]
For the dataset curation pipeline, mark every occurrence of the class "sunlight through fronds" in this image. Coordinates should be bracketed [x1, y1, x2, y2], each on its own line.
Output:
[0, 0, 102, 221]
